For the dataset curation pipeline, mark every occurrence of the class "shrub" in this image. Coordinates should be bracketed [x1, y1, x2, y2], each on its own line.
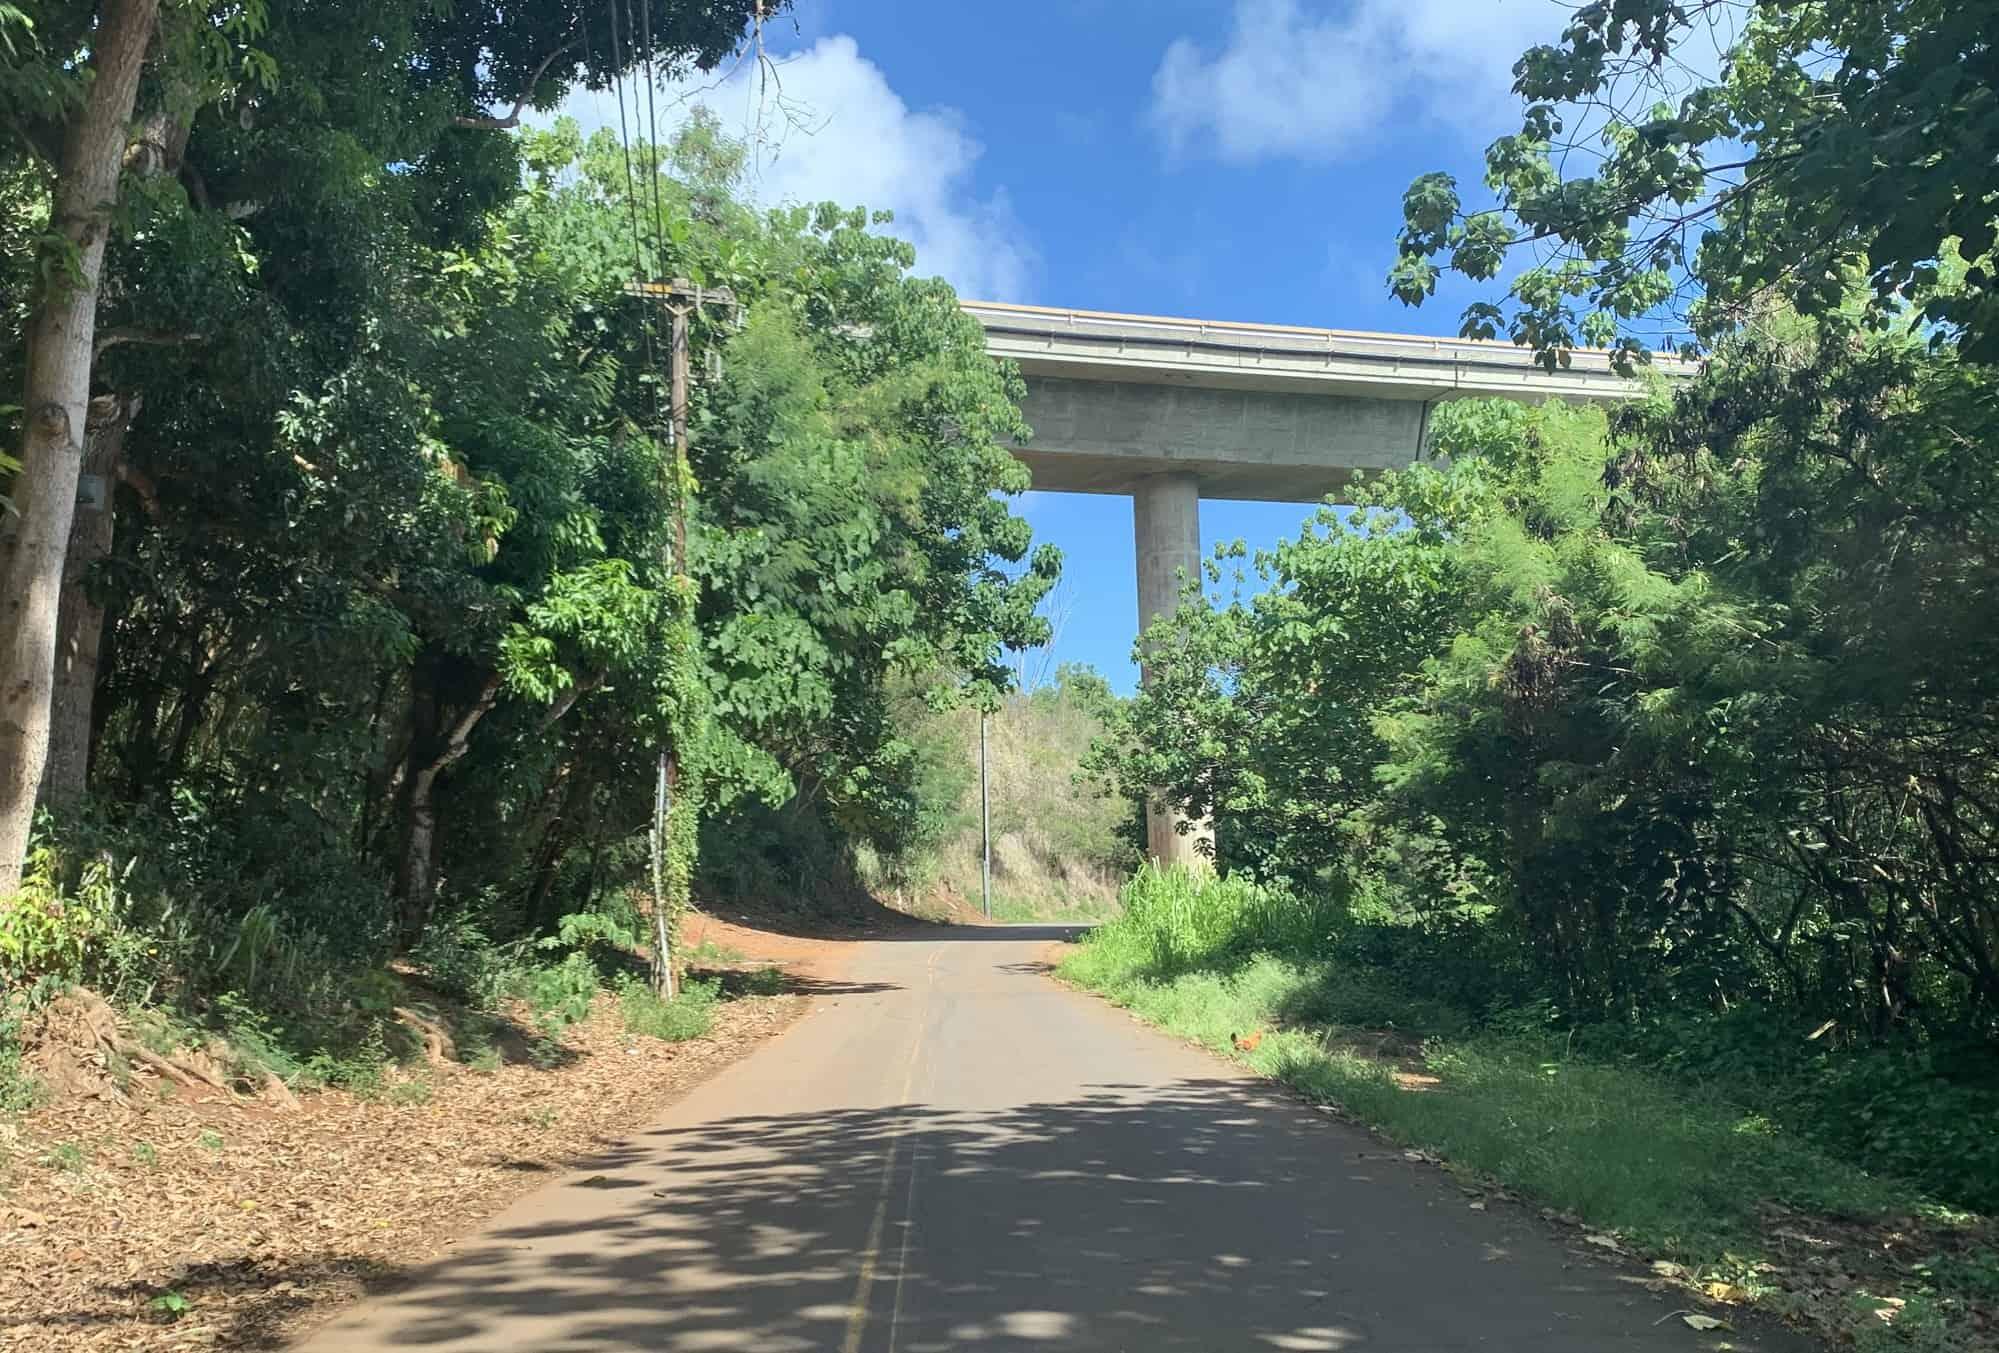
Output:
[616, 974, 718, 1042]
[543, 910, 640, 960]
[412, 916, 515, 1008]
[307, 1020, 393, 1097]
[512, 953, 601, 1035]
[0, 844, 120, 982]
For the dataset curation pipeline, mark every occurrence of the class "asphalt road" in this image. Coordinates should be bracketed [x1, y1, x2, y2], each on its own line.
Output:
[293, 928, 1816, 1352]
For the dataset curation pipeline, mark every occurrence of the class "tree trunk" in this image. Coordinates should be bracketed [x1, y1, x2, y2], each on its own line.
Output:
[0, 0, 161, 892]
[42, 97, 196, 814]
[42, 393, 139, 811]
[394, 673, 500, 948]
[525, 768, 582, 934]
[396, 770, 442, 946]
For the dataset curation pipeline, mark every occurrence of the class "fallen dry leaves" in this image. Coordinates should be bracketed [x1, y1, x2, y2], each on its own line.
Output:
[1750, 1201, 1999, 1350]
[0, 988, 806, 1351]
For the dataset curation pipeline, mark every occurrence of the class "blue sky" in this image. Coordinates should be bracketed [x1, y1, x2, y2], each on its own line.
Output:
[588, 1, 1597, 690]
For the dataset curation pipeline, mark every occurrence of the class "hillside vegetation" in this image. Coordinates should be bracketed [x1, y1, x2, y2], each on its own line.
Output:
[863, 668, 1140, 924]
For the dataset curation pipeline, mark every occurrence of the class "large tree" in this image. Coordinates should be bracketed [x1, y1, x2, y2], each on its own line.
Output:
[1390, 0, 1998, 367]
[0, 0, 781, 891]
[0, 0, 164, 892]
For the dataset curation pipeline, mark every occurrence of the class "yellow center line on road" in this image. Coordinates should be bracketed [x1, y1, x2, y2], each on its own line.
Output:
[842, 946, 942, 1353]
[887, 1134, 923, 1353]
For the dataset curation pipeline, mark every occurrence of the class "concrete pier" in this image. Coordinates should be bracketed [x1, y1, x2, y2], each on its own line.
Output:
[961, 301, 1666, 867]
[1132, 473, 1211, 868]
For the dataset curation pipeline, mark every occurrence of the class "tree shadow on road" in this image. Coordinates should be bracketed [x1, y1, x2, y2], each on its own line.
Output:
[284, 1076, 1814, 1352]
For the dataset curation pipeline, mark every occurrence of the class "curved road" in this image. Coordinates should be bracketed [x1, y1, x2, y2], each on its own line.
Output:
[295, 928, 1814, 1352]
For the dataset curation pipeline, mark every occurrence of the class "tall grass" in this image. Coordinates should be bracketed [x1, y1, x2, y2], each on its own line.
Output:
[1064, 863, 1343, 976]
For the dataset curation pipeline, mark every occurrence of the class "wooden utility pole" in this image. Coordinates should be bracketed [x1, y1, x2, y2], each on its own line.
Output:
[627, 279, 734, 996]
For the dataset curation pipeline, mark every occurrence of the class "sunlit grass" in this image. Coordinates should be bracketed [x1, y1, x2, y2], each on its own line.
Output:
[1068, 945, 1903, 1254]
[988, 890, 1122, 925]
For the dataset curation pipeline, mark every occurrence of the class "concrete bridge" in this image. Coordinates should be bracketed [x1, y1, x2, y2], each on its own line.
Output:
[963, 300, 1660, 865]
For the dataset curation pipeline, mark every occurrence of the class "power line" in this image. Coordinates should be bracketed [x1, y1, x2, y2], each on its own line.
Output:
[605, 0, 659, 427]
[636, 0, 673, 318]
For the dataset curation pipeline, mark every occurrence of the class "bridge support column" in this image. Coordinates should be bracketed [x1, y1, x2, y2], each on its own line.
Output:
[1133, 472, 1213, 870]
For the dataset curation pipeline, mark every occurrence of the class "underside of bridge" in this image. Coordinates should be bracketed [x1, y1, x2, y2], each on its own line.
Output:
[965, 300, 1654, 867]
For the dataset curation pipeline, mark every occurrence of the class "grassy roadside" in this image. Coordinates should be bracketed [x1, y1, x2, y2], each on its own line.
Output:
[989, 888, 1123, 925]
[1058, 873, 1996, 1353]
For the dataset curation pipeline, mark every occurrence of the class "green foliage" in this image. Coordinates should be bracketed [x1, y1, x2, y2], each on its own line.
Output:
[1393, 0, 1999, 366]
[0, 844, 119, 981]
[387, 1076, 432, 1107]
[307, 1021, 393, 1097]
[147, 1290, 190, 1321]
[684, 936, 745, 964]
[1574, 1014, 1999, 1215]
[42, 1138, 85, 1171]
[615, 973, 719, 1041]
[1068, 865, 1343, 978]
[1114, 360, 1999, 1034]
[741, 965, 785, 997]
[512, 953, 601, 1036]
[1068, 896, 1910, 1242]
[5, 61, 1057, 1025]
[410, 916, 516, 1009]
[1104, 316, 1999, 1232]
[540, 911, 640, 960]
[0, 991, 42, 1113]
[855, 667, 1137, 918]
[208, 991, 306, 1086]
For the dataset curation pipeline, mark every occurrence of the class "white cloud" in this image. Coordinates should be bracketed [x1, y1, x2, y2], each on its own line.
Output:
[1150, 0, 1570, 164]
[556, 36, 1033, 301]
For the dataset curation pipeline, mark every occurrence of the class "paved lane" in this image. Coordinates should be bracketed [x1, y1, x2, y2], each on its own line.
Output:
[293, 928, 1813, 1352]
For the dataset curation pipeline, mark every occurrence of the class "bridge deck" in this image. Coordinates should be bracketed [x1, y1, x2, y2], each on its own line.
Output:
[961, 301, 1669, 501]
[965, 300, 1671, 401]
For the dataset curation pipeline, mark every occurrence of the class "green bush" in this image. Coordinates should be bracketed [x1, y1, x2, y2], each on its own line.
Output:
[1576, 1013, 1999, 1214]
[0, 844, 123, 983]
[210, 991, 308, 1086]
[511, 953, 601, 1035]
[411, 916, 515, 1008]
[616, 975, 718, 1042]
[308, 1020, 393, 1097]
[542, 910, 640, 960]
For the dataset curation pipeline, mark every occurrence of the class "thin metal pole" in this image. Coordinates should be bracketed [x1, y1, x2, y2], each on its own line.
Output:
[650, 749, 675, 998]
[980, 710, 991, 919]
